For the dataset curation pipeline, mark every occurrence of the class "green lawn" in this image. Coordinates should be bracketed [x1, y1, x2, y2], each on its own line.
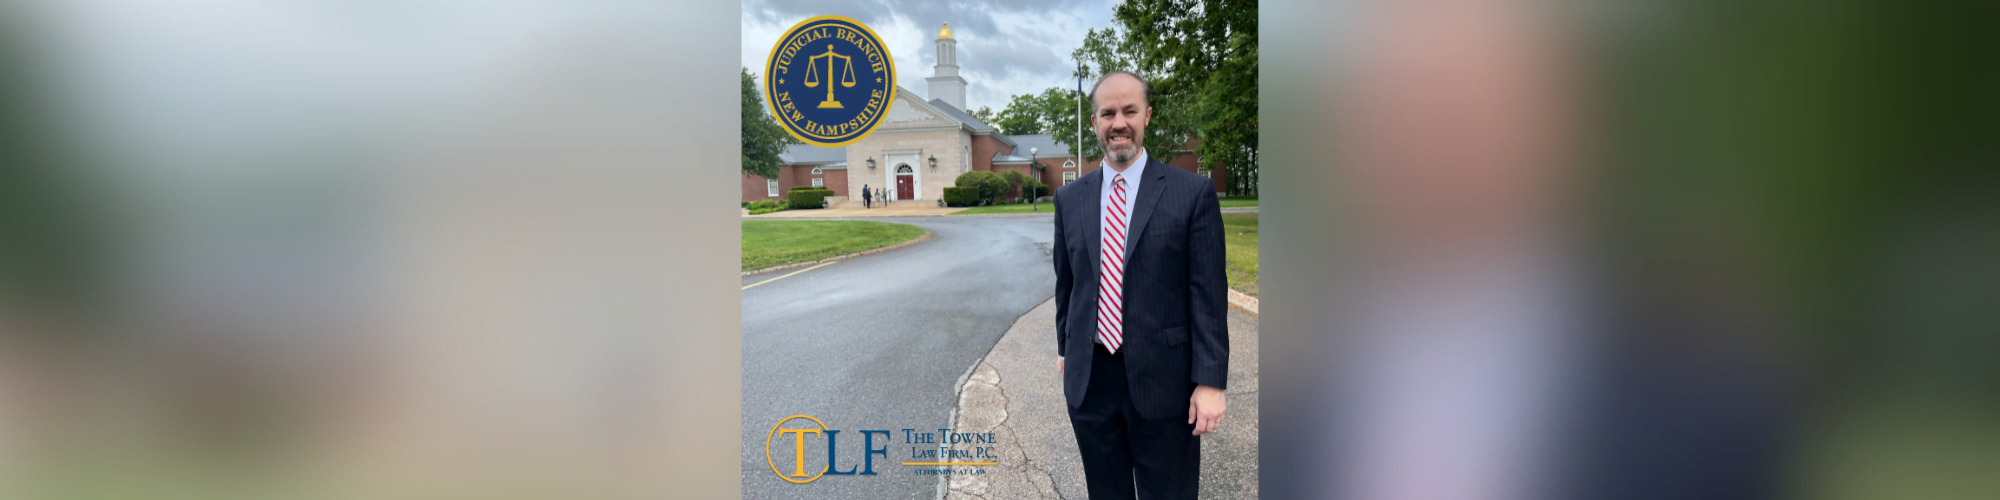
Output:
[949, 203, 1059, 215]
[1223, 213, 1259, 296]
[742, 220, 926, 271]
[950, 196, 1255, 215]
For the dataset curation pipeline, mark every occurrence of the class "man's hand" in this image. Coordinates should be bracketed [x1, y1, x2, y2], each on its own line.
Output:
[1057, 357, 1064, 374]
[1188, 384, 1226, 435]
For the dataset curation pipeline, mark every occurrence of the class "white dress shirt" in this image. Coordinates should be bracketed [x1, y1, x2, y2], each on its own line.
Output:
[1099, 148, 1149, 256]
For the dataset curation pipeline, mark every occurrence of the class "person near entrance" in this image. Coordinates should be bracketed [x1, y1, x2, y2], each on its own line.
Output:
[862, 184, 872, 208]
[1050, 70, 1228, 500]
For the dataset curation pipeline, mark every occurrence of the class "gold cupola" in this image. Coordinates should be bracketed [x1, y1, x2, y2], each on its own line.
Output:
[938, 22, 954, 40]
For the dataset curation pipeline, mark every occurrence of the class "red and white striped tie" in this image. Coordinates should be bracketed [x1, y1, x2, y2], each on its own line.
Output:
[1098, 174, 1129, 353]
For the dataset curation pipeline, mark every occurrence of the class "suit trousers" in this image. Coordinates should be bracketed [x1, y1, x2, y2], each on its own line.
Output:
[1069, 342, 1201, 500]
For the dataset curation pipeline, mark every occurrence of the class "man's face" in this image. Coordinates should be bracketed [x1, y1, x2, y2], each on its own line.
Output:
[1091, 74, 1151, 165]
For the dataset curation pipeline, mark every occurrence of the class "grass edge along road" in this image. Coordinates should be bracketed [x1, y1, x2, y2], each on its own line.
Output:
[742, 220, 927, 272]
[1223, 212, 1258, 296]
[950, 196, 1257, 215]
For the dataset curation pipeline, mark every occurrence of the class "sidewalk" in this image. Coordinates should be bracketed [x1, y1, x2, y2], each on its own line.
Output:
[944, 297, 1259, 499]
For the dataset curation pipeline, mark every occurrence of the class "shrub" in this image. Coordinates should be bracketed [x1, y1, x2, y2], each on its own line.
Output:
[942, 186, 980, 207]
[787, 188, 833, 209]
[1019, 178, 1048, 200]
[954, 171, 1009, 204]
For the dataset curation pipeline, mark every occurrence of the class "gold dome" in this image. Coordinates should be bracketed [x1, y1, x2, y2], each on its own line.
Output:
[938, 22, 953, 40]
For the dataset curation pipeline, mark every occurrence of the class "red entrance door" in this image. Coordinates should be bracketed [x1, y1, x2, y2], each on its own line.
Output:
[896, 165, 915, 200]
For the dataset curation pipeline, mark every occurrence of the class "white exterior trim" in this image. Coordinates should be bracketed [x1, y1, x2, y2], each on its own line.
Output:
[886, 154, 922, 200]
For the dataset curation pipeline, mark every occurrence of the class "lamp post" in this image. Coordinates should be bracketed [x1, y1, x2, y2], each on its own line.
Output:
[1075, 61, 1086, 168]
[1029, 147, 1039, 211]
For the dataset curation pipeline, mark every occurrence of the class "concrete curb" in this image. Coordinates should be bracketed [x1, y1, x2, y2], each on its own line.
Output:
[942, 297, 1262, 499]
[935, 301, 1033, 500]
[938, 300, 1049, 500]
[1227, 288, 1259, 317]
[740, 228, 933, 277]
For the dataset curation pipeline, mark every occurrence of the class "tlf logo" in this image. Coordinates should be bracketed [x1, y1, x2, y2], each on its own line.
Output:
[764, 415, 890, 484]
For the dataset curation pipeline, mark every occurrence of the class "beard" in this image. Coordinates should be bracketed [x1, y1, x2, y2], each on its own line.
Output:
[1100, 130, 1140, 164]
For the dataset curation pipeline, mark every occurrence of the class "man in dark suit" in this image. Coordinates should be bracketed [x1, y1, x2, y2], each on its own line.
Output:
[862, 184, 872, 208]
[1051, 70, 1229, 500]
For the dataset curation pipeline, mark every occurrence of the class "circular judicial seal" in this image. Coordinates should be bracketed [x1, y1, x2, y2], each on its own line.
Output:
[764, 16, 897, 147]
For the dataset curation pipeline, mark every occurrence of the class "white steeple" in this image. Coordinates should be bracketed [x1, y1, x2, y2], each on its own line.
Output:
[926, 22, 968, 110]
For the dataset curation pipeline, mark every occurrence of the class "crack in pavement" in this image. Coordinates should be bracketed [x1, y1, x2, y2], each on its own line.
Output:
[944, 295, 1261, 499]
[946, 362, 1067, 500]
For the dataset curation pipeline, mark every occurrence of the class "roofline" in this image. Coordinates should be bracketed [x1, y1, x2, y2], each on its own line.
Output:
[975, 130, 1017, 147]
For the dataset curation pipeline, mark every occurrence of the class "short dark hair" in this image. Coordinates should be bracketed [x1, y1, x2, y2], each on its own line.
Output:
[1088, 70, 1150, 110]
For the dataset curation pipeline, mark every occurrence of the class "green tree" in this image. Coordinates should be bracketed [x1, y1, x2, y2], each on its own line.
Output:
[1109, 0, 1258, 195]
[741, 68, 796, 180]
[993, 93, 1046, 135]
[995, 87, 1096, 157]
[995, 25, 1202, 180]
[970, 105, 995, 124]
[1073, 26, 1198, 173]
[995, 2, 1259, 195]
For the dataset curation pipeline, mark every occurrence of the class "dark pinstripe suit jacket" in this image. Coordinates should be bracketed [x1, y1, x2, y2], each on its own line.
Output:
[1051, 159, 1230, 419]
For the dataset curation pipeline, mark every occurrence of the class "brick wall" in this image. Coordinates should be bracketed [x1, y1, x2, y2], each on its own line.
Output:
[739, 164, 854, 204]
[970, 134, 1009, 172]
[821, 167, 849, 194]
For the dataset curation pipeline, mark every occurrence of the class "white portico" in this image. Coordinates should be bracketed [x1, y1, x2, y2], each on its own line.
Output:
[842, 23, 1015, 202]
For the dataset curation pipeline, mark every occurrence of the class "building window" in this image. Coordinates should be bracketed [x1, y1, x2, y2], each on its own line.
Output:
[1063, 160, 1076, 169]
[811, 178, 824, 188]
[1063, 171, 1077, 185]
[766, 178, 779, 197]
[811, 167, 822, 174]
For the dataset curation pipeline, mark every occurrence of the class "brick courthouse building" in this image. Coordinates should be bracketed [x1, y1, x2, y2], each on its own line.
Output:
[742, 23, 1228, 205]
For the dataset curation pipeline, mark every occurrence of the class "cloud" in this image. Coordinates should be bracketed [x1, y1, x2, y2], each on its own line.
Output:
[742, 0, 1114, 112]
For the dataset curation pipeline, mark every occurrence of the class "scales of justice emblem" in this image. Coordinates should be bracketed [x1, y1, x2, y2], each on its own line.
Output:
[763, 15, 896, 147]
[804, 44, 854, 109]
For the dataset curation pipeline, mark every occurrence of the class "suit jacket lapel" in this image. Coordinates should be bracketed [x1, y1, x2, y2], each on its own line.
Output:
[1122, 159, 1170, 260]
[1082, 170, 1104, 287]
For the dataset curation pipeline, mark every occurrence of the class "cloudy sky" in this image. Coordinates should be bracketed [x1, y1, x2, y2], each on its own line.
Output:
[743, 0, 1117, 114]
